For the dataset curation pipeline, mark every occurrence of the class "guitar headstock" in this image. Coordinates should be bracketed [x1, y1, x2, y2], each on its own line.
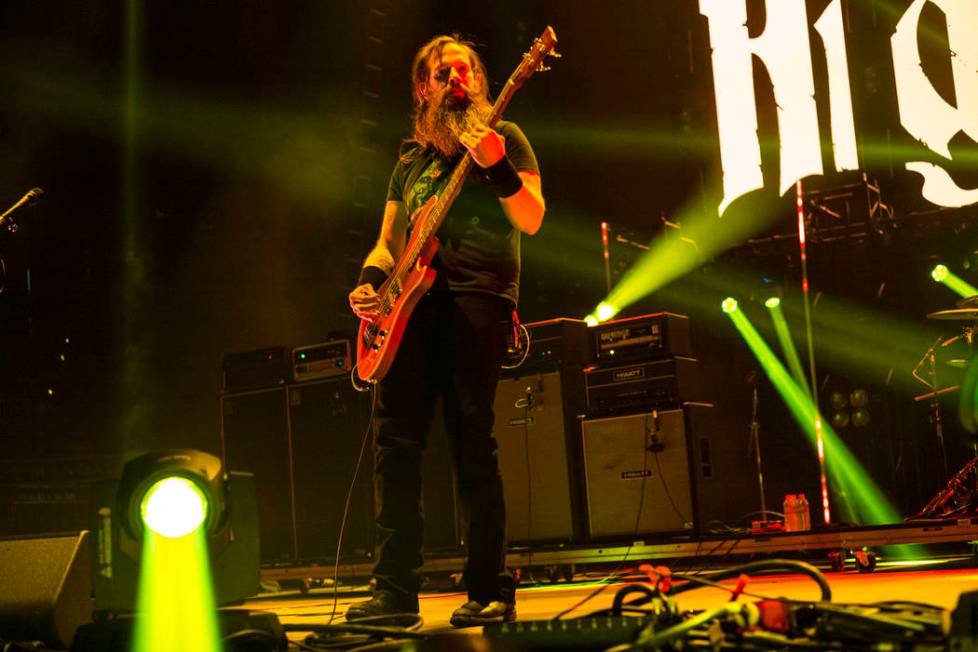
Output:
[509, 26, 559, 89]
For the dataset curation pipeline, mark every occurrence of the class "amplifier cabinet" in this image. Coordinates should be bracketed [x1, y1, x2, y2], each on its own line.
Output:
[221, 379, 375, 564]
[493, 367, 587, 544]
[581, 405, 725, 539]
[585, 356, 701, 417]
[287, 379, 374, 561]
[504, 318, 591, 377]
[592, 312, 692, 364]
[220, 387, 295, 564]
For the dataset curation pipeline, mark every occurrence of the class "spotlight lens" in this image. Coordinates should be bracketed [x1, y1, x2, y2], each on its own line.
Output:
[584, 315, 599, 327]
[831, 411, 850, 429]
[765, 297, 781, 308]
[850, 388, 869, 408]
[141, 477, 208, 538]
[852, 408, 871, 428]
[721, 297, 738, 313]
[829, 391, 848, 411]
[596, 303, 616, 322]
[932, 265, 948, 282]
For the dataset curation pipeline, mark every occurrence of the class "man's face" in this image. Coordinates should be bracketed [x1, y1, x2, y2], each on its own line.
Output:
[424, 43, 478, 106]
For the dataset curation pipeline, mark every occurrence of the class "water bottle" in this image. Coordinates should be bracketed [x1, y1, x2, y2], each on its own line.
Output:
[798, 493, 811, 531]
[783, 494, 798, 532]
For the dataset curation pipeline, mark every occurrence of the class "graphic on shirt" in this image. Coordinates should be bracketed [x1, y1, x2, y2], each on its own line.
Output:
[406, 158, 449, 221]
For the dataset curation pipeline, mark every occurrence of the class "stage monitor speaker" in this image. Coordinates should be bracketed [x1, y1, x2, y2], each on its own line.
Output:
[493, 368, 586, 544]
[581, 405, 723, 539]
[0, 531, 91, 649]
[221, 387, 295, 563]
[288, 379, 374, 561]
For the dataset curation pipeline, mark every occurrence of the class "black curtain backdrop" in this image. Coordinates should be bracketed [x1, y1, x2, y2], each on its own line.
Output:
[0, 0, 975, 520]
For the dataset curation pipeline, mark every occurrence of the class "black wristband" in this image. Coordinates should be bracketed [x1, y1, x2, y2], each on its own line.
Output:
[484, 156, 523, 198]
[357, 265, 388, 291]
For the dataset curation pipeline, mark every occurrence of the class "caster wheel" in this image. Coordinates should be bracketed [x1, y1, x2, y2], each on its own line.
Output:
[828, 550, 846, 572]
[855, 550, 878, 573]
[561, 564, 575, 582]
[546, 565, 561, 584]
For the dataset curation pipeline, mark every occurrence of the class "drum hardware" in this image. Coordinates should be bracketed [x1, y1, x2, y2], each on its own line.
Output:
[957, 295, 978, 309]
[912, 335, 950, 481]
[926, 308, 978, 320]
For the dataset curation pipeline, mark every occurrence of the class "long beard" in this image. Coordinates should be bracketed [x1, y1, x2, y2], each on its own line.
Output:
[413, 87, 493, 158]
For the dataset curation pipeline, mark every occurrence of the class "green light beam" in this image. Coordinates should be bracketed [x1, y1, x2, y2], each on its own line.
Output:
[724, 302, 907, 538]
[132, 529, 221, 652]
[767, 299, 810, 395]
[932, 264, 978, 298]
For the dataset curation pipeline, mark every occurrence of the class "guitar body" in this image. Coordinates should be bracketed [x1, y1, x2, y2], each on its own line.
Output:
[356, 197, 440, 383]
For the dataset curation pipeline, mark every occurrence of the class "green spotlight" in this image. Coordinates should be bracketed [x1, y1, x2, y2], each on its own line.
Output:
[930, 264, 978, 298]
[721, 297, 738, 313]
[765, 297, 781, 308]
[596, 302, 618, 322]
[141, 477, 208, 539]
[584, 314, 599, 327]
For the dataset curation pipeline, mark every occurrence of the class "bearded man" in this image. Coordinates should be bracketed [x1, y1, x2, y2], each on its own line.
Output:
[347, 34, 545, 627]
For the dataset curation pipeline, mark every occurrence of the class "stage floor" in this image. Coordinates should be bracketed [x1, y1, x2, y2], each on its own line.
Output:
[245, 556, 978, 647]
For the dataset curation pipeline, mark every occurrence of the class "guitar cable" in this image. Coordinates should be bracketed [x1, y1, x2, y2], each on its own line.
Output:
[326, 380, 377, 624]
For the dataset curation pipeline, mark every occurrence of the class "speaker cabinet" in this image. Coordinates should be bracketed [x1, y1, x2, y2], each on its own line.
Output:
[221, 387, 295, 563]
[221, 380, 375, 564]
[0, 531, 91, 648]
[493, 368, 586, 544]
[288, 379, 373, 561]
[581, 405, 724, 539]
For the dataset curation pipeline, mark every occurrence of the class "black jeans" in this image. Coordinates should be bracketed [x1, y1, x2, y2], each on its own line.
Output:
[371, 291, 516, 605]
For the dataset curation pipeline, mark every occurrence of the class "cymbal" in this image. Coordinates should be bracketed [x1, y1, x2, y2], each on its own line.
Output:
[959, 296, 978, 309]
[948, 359, 970, 368]
[927, 308, 978, 320]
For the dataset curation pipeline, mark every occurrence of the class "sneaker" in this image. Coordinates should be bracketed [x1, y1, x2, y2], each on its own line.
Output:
[345, 589, 420, 621]
[450, 600, 517, 627]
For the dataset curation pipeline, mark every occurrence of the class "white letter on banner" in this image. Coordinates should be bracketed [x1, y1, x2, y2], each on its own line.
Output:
[699, 0, 822, 215]
[892, 0, 978, 207]
[814, 0, 859, 173]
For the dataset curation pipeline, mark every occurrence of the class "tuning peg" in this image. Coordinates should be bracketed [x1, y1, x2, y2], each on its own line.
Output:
[548, 50, 562, 59]
[536, 64, 552, 72]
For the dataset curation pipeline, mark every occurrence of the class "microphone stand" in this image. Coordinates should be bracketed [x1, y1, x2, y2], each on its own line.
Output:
[748, 384, 767, 516]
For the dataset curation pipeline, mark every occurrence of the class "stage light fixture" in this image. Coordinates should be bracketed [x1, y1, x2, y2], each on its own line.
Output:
[930, 263, 978, 298]
[850, 388, 869, 408]
[829, 391, 847, 411]
[765, 296, 781, 308]
[721, 297, 738, 313]
[852, 408, 871, 428]
[90, 449, 259, 613]
[831, 411, 850, 429]
[117, 449, 225, 543]
[74, 449, 271, 651]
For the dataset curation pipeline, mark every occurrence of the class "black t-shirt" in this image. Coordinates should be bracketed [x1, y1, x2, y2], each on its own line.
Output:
[386, 120, 539, 305]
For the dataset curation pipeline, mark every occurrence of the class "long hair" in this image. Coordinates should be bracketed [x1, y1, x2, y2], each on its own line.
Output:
[407, 35, 493, 159]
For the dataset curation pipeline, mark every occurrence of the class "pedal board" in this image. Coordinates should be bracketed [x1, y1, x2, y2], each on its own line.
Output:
[483, 616, 647, 650]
